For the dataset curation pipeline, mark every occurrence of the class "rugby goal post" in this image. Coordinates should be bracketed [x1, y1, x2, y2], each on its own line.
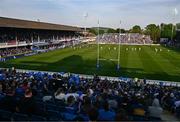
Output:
[96, 20, 121, 70]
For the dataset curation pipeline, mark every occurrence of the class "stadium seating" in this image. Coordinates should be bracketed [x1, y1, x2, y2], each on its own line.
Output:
[46, 110, 62, 121]
[97, 33, 153, 44]
[0, 109, 12, 121]
[0, 68, 179, 121]
[12, 113, 29, 121]
[30, 115, 46, 121]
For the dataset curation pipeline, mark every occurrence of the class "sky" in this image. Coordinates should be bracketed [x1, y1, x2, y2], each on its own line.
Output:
[0, 0, 179, 29]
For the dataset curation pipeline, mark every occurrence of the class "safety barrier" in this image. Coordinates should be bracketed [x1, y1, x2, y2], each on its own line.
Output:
[0, 67, 179, 87]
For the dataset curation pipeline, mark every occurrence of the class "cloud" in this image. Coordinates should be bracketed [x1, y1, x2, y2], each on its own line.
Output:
[0, 0, 179, 29]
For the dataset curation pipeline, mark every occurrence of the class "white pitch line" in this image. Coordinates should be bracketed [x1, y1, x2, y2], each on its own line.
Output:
[99, 58, 118, 61]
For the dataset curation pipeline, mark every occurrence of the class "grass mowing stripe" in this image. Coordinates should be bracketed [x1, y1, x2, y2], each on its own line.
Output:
[160, 47, 180, 69]
[148, 46, 180, 74]
[142, 46, 171, 80]
[120, 45, 129, 74]
[0, 45, 179, 81]
[143, 46, 172, 80]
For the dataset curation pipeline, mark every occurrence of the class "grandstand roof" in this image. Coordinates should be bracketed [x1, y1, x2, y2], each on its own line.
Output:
[0, 17, 82, 32]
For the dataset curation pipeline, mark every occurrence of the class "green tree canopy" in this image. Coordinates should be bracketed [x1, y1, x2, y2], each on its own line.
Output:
[177, 23, 180, 30]
[116, 28, 126, 33]
[145, 24, 160, 43]
[89, 28, 97, 35]
[107, 28, 116, 33]
[88, 28, 106, 35]
[160, 23, 176, 39]
[130, 25, 142, 33]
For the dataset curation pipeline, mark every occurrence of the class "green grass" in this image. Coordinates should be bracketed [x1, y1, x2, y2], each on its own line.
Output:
[0, 44, 180, 81]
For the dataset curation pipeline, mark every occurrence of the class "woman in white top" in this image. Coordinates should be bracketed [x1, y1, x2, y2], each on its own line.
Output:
[54, 88, 65, 100]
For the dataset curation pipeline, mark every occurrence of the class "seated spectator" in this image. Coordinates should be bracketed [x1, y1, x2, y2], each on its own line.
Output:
[108, 99, 118, 111]
[54, 88, 65, 100]
[64, 92, 79, 102]
[65, 95, 78, 114]
[98, 100, 116, 121]
[16, 89, 36, 115]
[131, 96, 146, 117]
[15, 83, 25, 97]
[148, 98, 163, 120]
[87, 106, 99, 121]
[0, 68, 179, 121]
[115, 109, 129, 121]
[1, 87, 16, 112]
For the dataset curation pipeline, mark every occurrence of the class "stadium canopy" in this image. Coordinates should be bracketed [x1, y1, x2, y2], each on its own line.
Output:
[0, 17, 82, 32]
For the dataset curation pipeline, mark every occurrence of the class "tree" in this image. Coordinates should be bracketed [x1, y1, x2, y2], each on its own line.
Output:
[176, 23, 180, 30]
[160, 23, 176, 40]
[88, 28, 105, 35]
[130, 25, 142, 33]
[145, 24, 160, 43]
[175, 23, 180, 42]
[99, 29, 105, 35]
[107, 28, 116, 33]
[116, 28, 126, 33]
[89, 28, 97, 35]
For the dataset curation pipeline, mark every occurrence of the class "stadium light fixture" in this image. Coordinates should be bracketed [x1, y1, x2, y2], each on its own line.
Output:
[83, 12, 88, 38]
[171, 8, 178, 41]
[174, 8, 178, 16]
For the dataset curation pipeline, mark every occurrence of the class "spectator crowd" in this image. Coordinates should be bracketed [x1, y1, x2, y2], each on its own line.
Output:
[0, 47, 32, 58]
[97, 33, 153, 44]
[0, 68, 179, 121]
[0, 38, 81, 59]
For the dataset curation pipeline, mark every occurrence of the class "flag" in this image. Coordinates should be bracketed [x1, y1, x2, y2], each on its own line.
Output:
[174, 8, 178, 16]
[0, 74, 4, 81]
[69, 75, 80, 85]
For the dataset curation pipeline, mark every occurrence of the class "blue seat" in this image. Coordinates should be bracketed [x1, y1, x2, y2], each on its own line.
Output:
[35, 102, 46, 115]
[55, 99, 66, 106]
[47, 110, 61, 121]
[175, 107, 180, 118]
[0, 109, 12, 121]
[58, 106, 66, 112]
[61, 112, 77, 121]
[45, 99, 55, 104]
[132, 115, 147, 121]
[36, 101, 45, 108]
[46, 104, 58, 111]
[148, 116, 162, 121]
[35, 97, 43, 102]
[30, 115, 46, 121]
[12, 113, 29, 121]
[65, 106, 76, 114]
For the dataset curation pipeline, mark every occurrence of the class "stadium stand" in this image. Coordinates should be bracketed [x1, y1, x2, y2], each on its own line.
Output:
[0, 17, 179, 121]
[0, 68, 179, 121]
[97, 33, 153, 44]
[0, 17, 83, 60]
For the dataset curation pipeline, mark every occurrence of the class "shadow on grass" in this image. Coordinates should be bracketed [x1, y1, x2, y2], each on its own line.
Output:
[0, 55, 179, 81]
